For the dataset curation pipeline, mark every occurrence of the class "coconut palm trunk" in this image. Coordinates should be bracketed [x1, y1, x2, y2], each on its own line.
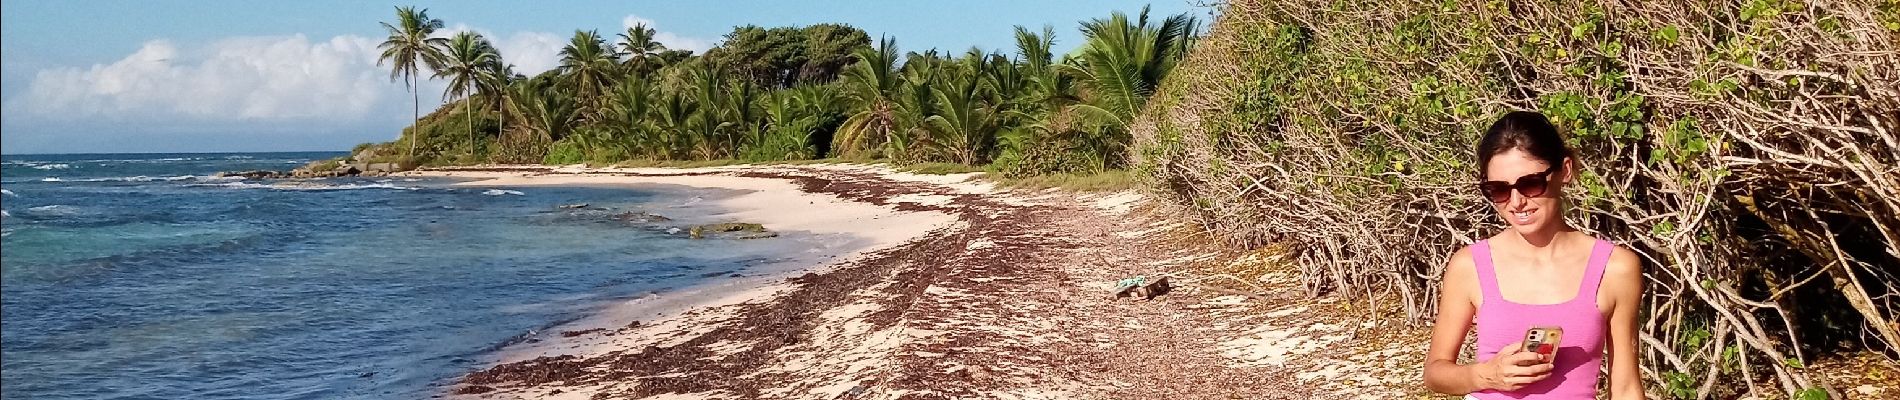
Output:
[410, 75, 420, 158]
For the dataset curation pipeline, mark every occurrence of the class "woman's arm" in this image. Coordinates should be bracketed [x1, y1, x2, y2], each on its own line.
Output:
[1604, 246, 1646, 400]
[1424, 247, 1484, 393]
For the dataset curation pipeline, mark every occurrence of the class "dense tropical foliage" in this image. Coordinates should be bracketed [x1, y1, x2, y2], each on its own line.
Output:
[362, 5, 1198, 177]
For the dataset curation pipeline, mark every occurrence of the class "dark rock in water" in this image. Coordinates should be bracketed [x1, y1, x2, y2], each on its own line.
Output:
[559, 203, 589, 209]
[215, 170, 286, 180]
[453, 385, 495, 395]
[290, 159, 357, 178]
[613, 211, 670, 223]
[688, 222, 772, 239]
[737, 231, 779, 239]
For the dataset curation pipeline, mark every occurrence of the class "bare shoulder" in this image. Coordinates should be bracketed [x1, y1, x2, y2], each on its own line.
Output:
[1440, 244, 1481, 308]
[1444, 245, 1477, 280]
[1604, 243, 1645, 296]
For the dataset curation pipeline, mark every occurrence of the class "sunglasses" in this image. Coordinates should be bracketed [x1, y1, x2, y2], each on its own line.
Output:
[1478, 166, 1560, 203]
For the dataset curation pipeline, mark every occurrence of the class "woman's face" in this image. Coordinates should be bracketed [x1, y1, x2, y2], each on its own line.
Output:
[1482, 149, 1571, 234]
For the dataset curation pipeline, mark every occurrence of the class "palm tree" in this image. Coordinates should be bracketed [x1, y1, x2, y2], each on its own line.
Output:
[791, 84, 846, 157]
[1013, 25, 1079, 112]
[618, 23, 667, 76]
[655, 91, 697, 160]
[1062, 6, 1196, 130]
[511, 75, 579, 143]
[835, 36, 903, 158]
[601, 77, 658, 158]
[926, 57, 1002, 165]
[885, 53, 945, 164]
[478, 62, 517, 156]
[559, 30, 621, 106]
[685, 65, 731, 159]
[436, 31, 500, 158]
[376, 6, 448, 159]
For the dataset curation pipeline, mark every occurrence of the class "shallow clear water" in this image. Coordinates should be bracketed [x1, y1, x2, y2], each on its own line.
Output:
[1, 153, 784, 399]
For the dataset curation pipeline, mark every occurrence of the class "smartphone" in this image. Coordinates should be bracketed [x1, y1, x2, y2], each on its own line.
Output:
[1523, 326, 1564, 362]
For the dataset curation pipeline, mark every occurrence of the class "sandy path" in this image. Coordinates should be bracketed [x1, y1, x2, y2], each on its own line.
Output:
[425, 164, 1425, 399]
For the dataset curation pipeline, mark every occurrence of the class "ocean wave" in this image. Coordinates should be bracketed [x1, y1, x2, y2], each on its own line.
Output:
[31, 163, 72, 170]
[202, 182, 419, 191]
[2, 189, 15, 197]
[26, 205, 79, 215]
[482, 189, 525, 196]
[81, 175, 240, 183]
[22, 175, 240, 183]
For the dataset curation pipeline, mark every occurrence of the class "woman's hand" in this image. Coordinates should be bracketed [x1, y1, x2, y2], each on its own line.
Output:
[1476, 341, 1553, 391]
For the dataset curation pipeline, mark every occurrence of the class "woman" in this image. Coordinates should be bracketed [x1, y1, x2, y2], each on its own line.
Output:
[1423, 111, 1645, 399]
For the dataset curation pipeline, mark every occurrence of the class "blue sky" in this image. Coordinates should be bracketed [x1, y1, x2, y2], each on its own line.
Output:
[0, 0, 1209, 154]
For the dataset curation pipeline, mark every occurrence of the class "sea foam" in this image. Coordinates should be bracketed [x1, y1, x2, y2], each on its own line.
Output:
[483, 189, 525, 196]
[204, 182, 418, 191]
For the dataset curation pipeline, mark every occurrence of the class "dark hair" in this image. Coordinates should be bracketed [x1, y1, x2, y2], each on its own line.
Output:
[1477, 111, 1570, 179]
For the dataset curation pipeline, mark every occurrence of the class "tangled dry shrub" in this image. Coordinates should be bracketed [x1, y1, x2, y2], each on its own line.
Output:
[1132, 0, 1899, 397]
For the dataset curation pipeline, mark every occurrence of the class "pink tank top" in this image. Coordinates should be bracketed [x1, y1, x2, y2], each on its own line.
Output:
[1470, 238, 1611, 399]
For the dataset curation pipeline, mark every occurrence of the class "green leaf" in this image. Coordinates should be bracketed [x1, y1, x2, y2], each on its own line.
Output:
[1656, 25, 1681, 44]
[1795, 387, 1829, 400]
[1652, 220, 1677, 236]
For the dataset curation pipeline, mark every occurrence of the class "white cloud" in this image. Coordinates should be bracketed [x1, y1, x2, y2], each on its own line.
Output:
[8, 35, 407, 123]
[441, 24, 563, 76]
[621, 14, 715, 54]
[2, 16, 707, 135]
[492, 31, 566, 76]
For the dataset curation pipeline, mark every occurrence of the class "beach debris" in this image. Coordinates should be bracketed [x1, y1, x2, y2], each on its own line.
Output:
[834, 382, 870, 399]
[452, 385, 496, 395]
[1112, 275, 1172, 300]
[560, 328, 606, 337]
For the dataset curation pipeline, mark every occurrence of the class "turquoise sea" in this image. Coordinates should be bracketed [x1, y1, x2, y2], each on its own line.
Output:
[0, 152, 790, 399]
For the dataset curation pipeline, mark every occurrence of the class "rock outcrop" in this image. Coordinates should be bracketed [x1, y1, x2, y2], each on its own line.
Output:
[214, 170, 287, 180]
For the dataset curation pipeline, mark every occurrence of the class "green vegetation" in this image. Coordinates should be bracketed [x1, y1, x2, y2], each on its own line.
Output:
[997, 169, 1135, 192]
[1134, 0, 1899, 397]
[898, 162, 987, 175]
[358, 5, 1199, 182]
